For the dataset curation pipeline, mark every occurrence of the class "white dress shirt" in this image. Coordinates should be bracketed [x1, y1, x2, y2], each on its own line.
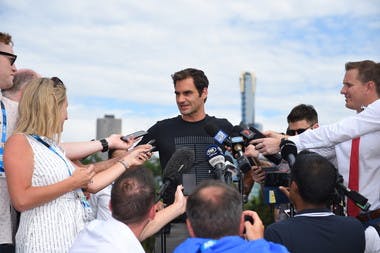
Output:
[289, 99, 380, 211]
[290, 99, 380, 149]
[70, 217, 145, 253]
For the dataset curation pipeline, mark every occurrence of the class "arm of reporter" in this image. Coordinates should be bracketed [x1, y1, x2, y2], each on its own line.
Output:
[250, 137, 282, 155]
[61, 134, 136, 160]
[72, 149, 128, 173]
[139, 185, 187, 241]
[85, 145, 152, 193]
[242, 210, 264, 240]
[4, 134, 95, 212]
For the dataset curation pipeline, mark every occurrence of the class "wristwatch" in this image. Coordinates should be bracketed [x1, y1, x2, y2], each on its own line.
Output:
[99, 139, 109, 152]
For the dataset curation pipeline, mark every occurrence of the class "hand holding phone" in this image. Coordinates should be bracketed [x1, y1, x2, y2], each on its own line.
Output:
[121, 130, 148, 142]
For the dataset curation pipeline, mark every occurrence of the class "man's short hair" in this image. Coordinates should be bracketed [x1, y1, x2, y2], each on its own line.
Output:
[171, 68, 209, 98]
[0, 32, 13, 46]
[287, 104, 318, 125]
[345, 60, 380, 96]
[186, 180, 242, 239]
[291, 150, 337, 205]
[111, 167, 155, 224]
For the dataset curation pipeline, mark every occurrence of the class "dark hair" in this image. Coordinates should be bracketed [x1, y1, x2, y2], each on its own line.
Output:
[287, 104, 318, 125]
[291, 150, 337, 205]
[111, 167, 155, 224]
[171, 68, 209, 100]
[0, 32, 13, 46]
[186, 180, 242, 239]
[345, 60, 380, 96]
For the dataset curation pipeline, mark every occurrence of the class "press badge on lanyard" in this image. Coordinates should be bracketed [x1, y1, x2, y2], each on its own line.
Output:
[0, 101, 7, 178]
[31, 134, 94, 221]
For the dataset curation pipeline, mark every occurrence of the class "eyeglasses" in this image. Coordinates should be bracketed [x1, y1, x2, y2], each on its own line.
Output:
[51, 77, 65, 87]
[0, 51, 17, 65]
[286, 127, 310, 136]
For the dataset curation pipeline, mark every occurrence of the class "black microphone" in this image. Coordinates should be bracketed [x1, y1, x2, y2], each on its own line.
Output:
[204, 123, 232, 146]
[156, 148, 195, 201]
[230, 126, 252, 173]
[205, 144, 225, 180]
[280, 139, 297, 169]
[244, 126, 282, 165]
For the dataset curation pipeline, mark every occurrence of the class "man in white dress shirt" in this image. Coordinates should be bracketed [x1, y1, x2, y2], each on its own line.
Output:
[252, 60, 380, 228]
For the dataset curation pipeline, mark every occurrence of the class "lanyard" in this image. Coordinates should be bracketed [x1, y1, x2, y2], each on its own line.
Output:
[30, 134, 93, 219]
[0, 101, 7, 176]
[31, 134, 73, 176]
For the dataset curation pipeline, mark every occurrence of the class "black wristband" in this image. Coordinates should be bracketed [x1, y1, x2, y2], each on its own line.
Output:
[100, 139, 109, 152]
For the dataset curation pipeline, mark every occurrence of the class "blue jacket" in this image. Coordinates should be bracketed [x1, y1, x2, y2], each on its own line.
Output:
[174, 236, 289, 253]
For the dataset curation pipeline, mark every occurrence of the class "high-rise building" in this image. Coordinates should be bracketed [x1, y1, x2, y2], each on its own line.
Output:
[96, 114, 122, 160]
[239, 72, 262, 130]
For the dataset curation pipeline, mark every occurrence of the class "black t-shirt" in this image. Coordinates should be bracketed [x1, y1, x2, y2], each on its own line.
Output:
[141, 115, 233, 203]
[264, 209, 365, 253]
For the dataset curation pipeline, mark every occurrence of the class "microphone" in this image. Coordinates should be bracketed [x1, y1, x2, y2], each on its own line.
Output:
[280, 139, 297, 168]
[224, 155, 238, 176]
[204, 123, 232, 146]
[230, 126, 252, 173]
[156, 148, 195, 201]
[206, 144, 225, 180]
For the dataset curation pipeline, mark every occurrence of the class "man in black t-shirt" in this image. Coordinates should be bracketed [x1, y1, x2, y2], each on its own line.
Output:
[264, 151, 365, 253]
[141, 68, 233, 196]
[140, 68, 233, 252]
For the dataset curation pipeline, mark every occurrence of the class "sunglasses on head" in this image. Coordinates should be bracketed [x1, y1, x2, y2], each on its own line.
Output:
[0, 51, 17, 65]
[51, 77, 65, 87]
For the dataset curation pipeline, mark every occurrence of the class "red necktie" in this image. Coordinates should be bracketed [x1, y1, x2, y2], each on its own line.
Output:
[347, 137, 360, 217]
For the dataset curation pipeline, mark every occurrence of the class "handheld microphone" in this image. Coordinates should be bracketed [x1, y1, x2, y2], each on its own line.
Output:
[230, 126, 252, 173]
[156, 148, 195, 201]
[279, 139, 297, 169]
[224, 155, 238, 176]
[206, 144, 225, 180]
[204, 123, 232, 146]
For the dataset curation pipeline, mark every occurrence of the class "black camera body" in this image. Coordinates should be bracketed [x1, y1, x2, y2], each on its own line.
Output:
[262, 163, 290, 204]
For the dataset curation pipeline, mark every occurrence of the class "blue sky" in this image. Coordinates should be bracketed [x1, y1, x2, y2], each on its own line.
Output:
[2, 0, 380, 141]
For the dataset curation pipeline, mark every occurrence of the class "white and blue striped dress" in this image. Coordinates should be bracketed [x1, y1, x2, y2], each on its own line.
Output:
[16, 135, 86, 253]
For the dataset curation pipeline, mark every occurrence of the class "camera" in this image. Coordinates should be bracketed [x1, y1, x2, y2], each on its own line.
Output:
[262, 163, 290, 204]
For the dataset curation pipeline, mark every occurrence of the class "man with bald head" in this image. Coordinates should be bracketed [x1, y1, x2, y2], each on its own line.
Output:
[174, 180, 289, 253]
[2, 69, 39, 102]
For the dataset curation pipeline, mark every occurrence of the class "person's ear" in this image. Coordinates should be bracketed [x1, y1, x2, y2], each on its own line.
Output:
[312, 122, 319, 129]
[186, 219, 196, 237]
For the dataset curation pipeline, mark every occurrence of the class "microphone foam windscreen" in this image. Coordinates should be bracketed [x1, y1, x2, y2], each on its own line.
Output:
[163, 148, 195, 180]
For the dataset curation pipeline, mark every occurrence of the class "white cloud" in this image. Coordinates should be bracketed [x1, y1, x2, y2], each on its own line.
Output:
[2, 0, 379, 141]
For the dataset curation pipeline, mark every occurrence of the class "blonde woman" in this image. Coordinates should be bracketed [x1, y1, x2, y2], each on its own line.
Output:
[4, 77, 152, 253]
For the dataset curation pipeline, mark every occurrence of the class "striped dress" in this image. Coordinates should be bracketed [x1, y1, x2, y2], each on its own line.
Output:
[16, 135, 86, 253]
